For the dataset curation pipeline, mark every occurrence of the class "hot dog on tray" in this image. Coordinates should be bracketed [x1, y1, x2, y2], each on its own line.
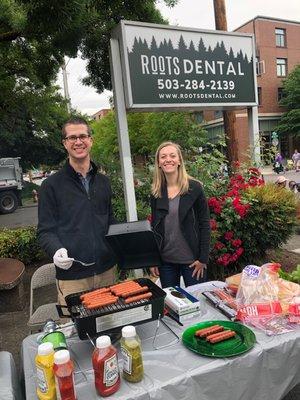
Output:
[194, 325, 224, 338]
[206, 330, 236, 343]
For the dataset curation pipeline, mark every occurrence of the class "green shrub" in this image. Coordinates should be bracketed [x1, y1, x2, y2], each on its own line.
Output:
[0, 227, 45, 264]
[241, 184, 297, 259]
[208, 167, 298, 280]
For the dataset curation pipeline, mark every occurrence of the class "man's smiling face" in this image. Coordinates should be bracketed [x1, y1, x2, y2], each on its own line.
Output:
[63, 123, 93, 161]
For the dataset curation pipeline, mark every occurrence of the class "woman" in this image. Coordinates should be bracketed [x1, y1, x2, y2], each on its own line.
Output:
[275, 175, 287, 188]
[150, 142, 211, 288]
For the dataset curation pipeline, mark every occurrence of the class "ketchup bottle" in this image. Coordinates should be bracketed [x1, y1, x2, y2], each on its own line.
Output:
[92, 335, 121, 397]
[53, 350, 76, 400]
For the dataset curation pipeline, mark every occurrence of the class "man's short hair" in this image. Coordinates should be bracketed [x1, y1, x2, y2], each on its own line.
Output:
[62, 118, 91, 139]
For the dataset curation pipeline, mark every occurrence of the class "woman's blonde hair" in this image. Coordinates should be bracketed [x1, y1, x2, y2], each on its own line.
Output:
[151, 141, 192, 198]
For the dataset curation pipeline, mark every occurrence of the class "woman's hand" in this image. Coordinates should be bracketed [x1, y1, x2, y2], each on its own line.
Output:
[150, 267, 160, 277]
[189, 260, 206, 280]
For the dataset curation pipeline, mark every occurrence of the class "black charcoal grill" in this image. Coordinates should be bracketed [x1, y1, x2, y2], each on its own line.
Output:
[56, 278, 166, 340]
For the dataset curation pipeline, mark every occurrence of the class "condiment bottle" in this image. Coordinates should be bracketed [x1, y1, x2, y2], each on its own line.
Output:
[53, 350, 76, 400]
[120, 325, 144, 382]
[92, 335, 121, 397]
[35, 342, 56, 400]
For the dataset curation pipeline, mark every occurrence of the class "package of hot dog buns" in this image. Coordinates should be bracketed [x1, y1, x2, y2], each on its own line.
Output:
[236, 263, 300, 333]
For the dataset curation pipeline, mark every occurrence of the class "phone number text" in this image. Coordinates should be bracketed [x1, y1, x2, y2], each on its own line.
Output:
[157, 79, 235, 90]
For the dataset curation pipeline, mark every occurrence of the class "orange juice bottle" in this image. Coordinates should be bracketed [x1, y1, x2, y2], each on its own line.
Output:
[35, 342, 56, 400]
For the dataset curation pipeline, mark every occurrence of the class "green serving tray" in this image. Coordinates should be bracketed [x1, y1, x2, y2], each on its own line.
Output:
[182, 320, 256, 358]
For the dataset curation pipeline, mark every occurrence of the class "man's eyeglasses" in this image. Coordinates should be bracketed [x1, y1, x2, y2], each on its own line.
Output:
[64, 134, 91, 143]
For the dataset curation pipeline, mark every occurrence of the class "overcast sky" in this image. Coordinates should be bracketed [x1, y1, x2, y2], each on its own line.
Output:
[56, 0, 300, 116]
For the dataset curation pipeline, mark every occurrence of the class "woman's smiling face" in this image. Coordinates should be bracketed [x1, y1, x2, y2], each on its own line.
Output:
[158, 145, 180, 175]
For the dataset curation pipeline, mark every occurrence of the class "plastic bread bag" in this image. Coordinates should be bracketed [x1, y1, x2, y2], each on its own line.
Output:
[236, 264, 283, 322]
[277, 278, 300, 314]
[288, 296, 300, 324]
[246, 315, 295, 336]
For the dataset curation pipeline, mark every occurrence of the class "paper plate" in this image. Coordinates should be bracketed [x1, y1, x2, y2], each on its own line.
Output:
[182, 320, 256, 358]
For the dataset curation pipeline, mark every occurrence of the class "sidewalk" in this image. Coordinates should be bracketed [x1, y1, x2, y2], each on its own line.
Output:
[283, 234, 300, 255]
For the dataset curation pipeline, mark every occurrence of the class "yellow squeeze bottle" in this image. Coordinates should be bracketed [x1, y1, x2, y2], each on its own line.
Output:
[35, 342, 57, 400]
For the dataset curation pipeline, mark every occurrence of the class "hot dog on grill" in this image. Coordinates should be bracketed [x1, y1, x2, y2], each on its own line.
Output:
[82, 294, 119, 306]
[124, 292, 152, 304]
[80, 287, 110, 300]
[85, 297, 118, 309]
[121, 286, 149, 298]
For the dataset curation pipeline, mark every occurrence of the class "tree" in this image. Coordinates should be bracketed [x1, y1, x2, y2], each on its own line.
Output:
[0, 0, 177, 167]
[276, 65, 300, 138]
[0, 85, 70, 169]
[90, 110, 208, 169]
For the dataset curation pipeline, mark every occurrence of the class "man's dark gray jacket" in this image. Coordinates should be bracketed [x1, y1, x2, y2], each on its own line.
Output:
[37, 161, 116, 280]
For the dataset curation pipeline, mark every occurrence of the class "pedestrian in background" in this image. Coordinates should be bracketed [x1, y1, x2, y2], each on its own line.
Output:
[273, 152, 284, 174]
[150, 141, 210, 288]
[292, 149, 300, 172]
[275, 175, 287, 188]
[37, 118, 117, 305]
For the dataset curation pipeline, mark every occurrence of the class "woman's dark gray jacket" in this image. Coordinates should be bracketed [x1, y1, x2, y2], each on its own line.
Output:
[150, 179, 211, 264]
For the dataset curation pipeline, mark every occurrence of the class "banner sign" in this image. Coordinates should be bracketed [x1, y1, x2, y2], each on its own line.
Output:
[113, 21, 257, 110]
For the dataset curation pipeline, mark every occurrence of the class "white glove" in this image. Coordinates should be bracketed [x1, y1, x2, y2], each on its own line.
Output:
[53, 248, 74, 270]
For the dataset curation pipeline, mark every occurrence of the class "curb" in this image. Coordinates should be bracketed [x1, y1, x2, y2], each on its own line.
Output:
[20, 204, 38, 209]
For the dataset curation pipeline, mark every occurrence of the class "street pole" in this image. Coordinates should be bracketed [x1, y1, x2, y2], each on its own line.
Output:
[62, 58, 71, 113]
[213, 0, 238, 165]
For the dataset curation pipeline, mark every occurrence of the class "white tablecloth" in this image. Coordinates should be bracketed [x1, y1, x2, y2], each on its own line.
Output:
[22, 281, 300, 400]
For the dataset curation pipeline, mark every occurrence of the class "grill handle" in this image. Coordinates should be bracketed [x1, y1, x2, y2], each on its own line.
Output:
[56, 304, 71, 318]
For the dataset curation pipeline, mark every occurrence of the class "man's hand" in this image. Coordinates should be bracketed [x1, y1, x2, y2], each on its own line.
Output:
[150, 267, 160, 277]
[53, 248, 74, 270]
[189, 260, 206, 280]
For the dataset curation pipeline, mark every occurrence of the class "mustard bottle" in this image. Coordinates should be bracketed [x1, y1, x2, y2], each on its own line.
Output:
[120, 325, 144, 382]
[35, 342, 56, 400]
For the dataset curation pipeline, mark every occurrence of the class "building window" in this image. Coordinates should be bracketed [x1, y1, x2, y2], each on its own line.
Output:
[276, 58, 287, 77]
[256, 57, 265, 76]
[194, 112, 204, 123]
[257, 87, 262, 106]
[275, 28, 286, 47]
[277, 88, 285, 103]
[214, 110, 222, 119]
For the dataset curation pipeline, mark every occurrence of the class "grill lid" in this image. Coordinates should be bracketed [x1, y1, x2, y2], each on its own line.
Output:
[105, 220, 162, 269]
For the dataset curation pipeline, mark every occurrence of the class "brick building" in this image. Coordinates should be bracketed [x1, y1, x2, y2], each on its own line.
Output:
[202, 16, 300, 162]
[91, 108, 110, 121]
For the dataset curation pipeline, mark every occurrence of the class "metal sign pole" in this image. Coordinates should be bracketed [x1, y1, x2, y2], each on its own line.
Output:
[248, 106, 261, 165]
[110, 37, 143, 278]
[110, 37, 138, 223]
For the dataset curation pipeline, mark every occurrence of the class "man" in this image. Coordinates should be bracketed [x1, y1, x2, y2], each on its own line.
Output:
[37, 118, 117, 305]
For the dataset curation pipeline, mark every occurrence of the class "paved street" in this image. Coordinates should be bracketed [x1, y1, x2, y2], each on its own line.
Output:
[0, 204, 38, 229]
